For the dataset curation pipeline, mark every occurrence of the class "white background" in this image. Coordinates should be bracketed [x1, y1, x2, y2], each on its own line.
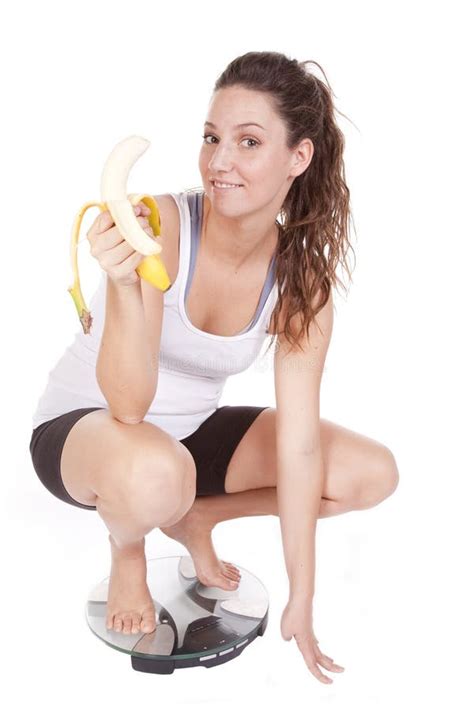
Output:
[1, 0, 473, 708]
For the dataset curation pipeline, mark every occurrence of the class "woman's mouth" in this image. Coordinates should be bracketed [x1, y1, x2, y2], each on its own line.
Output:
[211, 180, 243, 191]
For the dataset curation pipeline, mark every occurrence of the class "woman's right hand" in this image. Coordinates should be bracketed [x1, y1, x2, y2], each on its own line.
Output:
[86, 202, 158, 287]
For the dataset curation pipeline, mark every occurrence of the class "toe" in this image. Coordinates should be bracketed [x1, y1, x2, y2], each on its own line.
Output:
[131, 613, 141, 634]
[223, 563, 241, 581]
[223, 560, 240, 573]
[122, 615, 133, 634]
[114, 615, 123, 633]
[141, 609, 157, 633]
[220, 573, 238, 589]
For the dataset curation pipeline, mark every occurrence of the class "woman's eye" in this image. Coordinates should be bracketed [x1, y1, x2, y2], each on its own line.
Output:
[201, 134, 259, 148]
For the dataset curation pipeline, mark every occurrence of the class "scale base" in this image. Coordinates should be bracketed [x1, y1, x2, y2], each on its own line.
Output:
[85, 555, 269, 674]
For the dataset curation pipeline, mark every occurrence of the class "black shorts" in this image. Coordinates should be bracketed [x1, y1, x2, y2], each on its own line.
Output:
[29, 405, 270, 511]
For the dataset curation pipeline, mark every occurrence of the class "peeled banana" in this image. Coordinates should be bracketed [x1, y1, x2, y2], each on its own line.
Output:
[67, 135, 171, 335]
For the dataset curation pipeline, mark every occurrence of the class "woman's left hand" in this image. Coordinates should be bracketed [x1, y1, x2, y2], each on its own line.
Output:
[280, 599, 345, 683]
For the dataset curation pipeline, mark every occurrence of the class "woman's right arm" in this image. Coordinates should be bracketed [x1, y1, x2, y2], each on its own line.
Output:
[88, 203, 164, 424]
[96, 277, 161, 424]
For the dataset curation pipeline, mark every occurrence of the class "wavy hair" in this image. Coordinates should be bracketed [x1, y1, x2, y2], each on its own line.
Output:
[190, 50, 357, 354]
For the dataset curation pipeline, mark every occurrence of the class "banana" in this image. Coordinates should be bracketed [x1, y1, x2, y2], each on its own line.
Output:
[67, 135, 171, 335]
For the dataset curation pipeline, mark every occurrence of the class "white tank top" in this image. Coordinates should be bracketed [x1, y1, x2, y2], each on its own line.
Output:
[31, 190, 279, 439]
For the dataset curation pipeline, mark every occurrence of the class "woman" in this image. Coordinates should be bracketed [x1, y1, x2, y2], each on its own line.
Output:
[29, 51, 399, 683]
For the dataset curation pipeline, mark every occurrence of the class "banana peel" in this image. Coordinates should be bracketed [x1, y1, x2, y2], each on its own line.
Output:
[68, 192, 170, 335]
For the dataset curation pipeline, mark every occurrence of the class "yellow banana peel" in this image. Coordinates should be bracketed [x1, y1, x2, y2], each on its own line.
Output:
[67, 192, 170, 335]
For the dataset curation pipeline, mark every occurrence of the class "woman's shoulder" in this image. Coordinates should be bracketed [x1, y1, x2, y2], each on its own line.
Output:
[152, 189, 202, 237]
[152, 192, 181, 230]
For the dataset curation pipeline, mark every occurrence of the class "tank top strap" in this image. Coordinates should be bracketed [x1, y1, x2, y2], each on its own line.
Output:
[182, 189, 277, 336]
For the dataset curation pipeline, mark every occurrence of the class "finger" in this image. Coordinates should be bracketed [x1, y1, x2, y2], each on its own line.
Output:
[87, 211, 109, 241]
[308, 658, 333, 684]
[138, 201, 151, 214]
[295, 637, 333, 684]
[314, 643, 345, 672]
[133, 202, 150, 217]
[97, 210, 113, 233]
[316, 654, 345, 673]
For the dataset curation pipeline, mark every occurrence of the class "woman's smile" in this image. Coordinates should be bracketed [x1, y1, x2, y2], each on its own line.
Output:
[211, 180, 243, 191]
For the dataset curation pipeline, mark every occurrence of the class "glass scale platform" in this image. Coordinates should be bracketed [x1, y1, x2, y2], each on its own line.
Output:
[85, 555, 269, 674]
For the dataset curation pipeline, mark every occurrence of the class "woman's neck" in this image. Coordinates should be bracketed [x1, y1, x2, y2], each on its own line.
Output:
[201, 192, 278, 271]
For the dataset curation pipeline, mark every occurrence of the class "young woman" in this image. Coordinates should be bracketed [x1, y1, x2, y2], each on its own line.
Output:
[29, 51, 399, 683]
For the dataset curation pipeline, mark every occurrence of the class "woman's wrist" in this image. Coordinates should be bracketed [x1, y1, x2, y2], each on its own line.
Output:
[289, 589, 314, 606]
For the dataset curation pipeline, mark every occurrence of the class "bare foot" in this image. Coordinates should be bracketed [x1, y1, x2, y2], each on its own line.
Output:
[105, 535, 157, 635]
[160, 500, 242, 591]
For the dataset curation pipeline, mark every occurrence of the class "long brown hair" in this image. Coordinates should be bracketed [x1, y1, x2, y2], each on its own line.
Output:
[192, 50, 357, 353]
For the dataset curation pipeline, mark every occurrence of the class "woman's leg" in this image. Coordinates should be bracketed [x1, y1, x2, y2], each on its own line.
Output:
[175, 486, 357, 528]
[196, 410, 399, 527]
[160, 480, 396, 589]
[58, 409, 197, 634]
[159, 485, 351, 581]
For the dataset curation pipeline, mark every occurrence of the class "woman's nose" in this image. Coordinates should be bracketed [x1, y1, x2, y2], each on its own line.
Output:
[208, 143, 234, 172]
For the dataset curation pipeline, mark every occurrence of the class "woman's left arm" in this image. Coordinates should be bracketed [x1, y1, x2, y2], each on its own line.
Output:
[273, 288, 346, 682]
[274, 287, 334, 602]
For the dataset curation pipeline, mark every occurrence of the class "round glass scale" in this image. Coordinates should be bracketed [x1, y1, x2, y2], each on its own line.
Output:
[85, 555, 269, 674]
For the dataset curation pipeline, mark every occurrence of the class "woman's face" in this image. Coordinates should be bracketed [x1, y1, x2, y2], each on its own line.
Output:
[198, 86, 303, 217]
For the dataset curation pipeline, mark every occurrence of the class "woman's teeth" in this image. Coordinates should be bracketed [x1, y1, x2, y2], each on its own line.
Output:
[213, 181, 242, 189]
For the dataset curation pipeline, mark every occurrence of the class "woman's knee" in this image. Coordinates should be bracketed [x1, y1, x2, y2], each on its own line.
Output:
[104, 439, 197, 526]
[358, 445, 400, 509]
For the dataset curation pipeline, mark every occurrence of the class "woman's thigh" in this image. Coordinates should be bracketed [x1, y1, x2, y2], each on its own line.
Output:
[178, 405, 270, 497]
[224, 407, 399, 504]
[30, 408, 196, 510]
